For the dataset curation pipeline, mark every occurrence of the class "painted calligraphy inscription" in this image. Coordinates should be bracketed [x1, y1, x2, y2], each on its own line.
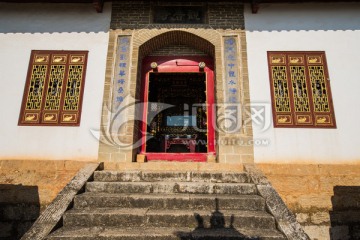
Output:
[153, 6, 205, 24]
[223, 37, 239, 104]
[113, 36, 131, 109]
[221, 36, 241, 133]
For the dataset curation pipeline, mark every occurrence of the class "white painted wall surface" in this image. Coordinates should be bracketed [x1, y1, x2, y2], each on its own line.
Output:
[0, 3, 111, 160]
[245, 3, 360, 164]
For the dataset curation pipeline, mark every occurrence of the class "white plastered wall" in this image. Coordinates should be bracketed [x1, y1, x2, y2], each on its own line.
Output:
[245, 3, 360, 164]
[0, 3, 111, 160]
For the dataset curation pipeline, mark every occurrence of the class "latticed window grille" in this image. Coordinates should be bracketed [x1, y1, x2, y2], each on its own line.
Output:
[267, 51, 336, 128]
[18, 50, 88, 126]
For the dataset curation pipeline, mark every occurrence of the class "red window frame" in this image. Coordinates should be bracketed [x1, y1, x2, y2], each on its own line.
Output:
[18, 50, 88, 126]
[267, 51, 336, 128]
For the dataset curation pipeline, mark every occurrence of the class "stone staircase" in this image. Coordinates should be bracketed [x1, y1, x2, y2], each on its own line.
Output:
[46, 170, 287, 239]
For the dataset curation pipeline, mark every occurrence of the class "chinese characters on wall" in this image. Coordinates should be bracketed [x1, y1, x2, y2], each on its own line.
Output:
[153, 6, 205, 24]
[112, 36, 131, 111]
[222, 36, 241, 133]
[224, 37, 239, 104]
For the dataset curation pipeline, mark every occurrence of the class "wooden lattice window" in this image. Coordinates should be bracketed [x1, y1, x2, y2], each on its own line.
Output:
[18, 50, 88, 126]
[267, 51, 336, 128]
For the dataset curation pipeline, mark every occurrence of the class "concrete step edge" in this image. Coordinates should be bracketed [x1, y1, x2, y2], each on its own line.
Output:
[93, 171, 250, 183]
[64, 208, 274, 218]
[85, 181, 258, 194]
[48, 226, 286, 239]
[75, 192, 264, 199]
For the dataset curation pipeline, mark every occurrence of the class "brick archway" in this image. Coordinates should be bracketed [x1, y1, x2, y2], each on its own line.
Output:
[134, 30, 217, 118]
[98, 28, 254, 164]
[134, 31, 216, 162]
[138, 30, 215, 58]
[132, 30, 220, 105]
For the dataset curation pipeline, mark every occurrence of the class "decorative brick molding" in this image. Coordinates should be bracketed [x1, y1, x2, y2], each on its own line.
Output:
[149, 44, 208, 56]
[139, 30, 214, 58]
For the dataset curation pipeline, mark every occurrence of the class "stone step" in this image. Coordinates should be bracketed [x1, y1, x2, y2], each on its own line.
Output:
[94, 171, 250, 183]
[47, 226, 286, 240]
[63, 208, 276, 229]
[103, 162, 244, 173]
[73, 193, 265, 211]
[85, 182, 257, 195]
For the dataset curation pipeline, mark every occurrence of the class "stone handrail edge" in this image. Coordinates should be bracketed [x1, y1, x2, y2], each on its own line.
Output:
[243, 164, 310, 240]
[20, 162, 103, 240]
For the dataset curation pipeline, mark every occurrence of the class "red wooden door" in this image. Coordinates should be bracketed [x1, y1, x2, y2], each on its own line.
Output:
[139, 56, 216, 162]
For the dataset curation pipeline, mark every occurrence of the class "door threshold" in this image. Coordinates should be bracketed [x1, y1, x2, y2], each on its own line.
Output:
[144, 153, 208, 162]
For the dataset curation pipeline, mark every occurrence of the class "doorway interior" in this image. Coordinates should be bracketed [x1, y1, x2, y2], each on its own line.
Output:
[146, 72, 208, 153]
[139, 57, 215, 162]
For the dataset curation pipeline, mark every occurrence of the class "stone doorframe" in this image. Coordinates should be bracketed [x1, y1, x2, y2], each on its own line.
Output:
[98, 28, 254, 164]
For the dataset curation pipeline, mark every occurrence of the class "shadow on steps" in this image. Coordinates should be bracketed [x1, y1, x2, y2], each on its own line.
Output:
[175, 198, 260, 240]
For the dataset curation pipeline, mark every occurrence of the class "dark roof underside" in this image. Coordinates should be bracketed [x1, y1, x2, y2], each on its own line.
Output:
[0, 0, 356, 14]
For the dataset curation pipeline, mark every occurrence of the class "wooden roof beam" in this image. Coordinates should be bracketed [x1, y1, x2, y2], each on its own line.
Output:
[93, 0, 103, 13]
[251, 0, 260, 14]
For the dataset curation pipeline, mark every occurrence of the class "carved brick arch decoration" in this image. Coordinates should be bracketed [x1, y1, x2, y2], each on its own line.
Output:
[138, 30, 215, 59]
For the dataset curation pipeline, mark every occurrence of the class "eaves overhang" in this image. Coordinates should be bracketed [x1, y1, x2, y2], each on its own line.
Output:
[0, 0, 357, 14]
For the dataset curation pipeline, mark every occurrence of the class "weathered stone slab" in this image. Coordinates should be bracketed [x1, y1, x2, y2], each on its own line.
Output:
[47, 226, 286, 240]
[94, 171, 250, 183]
[86, 181, 257, 195]
[73, 192, 265, 211]
[62, 208, 276, 229]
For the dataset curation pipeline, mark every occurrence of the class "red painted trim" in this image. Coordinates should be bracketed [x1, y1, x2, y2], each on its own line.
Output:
[140, 56, 216, 161]
[206, 68, 215, 153]
[146, 153, 209, 162]
[140, 71, 150, 153]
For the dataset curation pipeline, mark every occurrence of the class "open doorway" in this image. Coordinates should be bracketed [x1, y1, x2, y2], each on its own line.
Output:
[139, 56, 215, 162]
[146, 72, 208, 153]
